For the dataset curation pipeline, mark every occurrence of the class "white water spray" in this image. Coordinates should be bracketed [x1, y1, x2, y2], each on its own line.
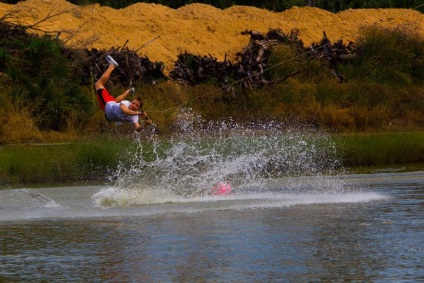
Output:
[94, 109, 349, 206]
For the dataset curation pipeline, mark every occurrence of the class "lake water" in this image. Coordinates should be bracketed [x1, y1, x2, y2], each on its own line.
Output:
[1, 122, 423, 282]
[1, 168, 424, 282]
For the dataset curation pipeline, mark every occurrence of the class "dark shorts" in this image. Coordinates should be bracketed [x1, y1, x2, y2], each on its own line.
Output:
[96, 88, 115, 111]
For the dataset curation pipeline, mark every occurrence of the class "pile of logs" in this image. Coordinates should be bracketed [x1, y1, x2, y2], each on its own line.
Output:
[169, 28, 301, 90]
[77, 28, 357, 90]
[307, 31, 357, 83]
[169, 28, 358, 91]
[1, 16, 358, 92]
[169, 53, 232, 86]
[84, 45, 168, 87]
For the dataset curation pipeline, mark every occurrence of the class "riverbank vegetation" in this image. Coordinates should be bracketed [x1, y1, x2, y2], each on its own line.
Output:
[1, 12, 424, 186]
[1, 19, 423, 144]
[1, 132, 424, 187]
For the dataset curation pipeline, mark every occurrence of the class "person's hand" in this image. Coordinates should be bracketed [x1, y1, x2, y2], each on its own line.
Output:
[140, 111, 149, 119]
[137, 111, 152, 125]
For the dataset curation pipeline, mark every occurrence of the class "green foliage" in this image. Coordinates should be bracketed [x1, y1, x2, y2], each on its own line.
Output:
[0, 47, 9, 63]
[0, 31, 95, 132]
[28, 37, 60, 60]
[266, 45, 300, 80]
[352, 26, 424, 85]
[266, 26, 424, 88]
[267, 44, 341, 85]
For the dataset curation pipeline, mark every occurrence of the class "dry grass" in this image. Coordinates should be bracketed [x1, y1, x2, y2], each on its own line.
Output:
[0, 104, 43, 144]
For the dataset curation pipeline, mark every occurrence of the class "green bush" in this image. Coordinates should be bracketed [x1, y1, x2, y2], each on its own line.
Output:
[1, 33, 95, 132]
[352, 26, 424, 85]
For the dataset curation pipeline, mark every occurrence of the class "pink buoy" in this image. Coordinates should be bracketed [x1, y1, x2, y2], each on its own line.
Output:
[211, 181, 232, 195]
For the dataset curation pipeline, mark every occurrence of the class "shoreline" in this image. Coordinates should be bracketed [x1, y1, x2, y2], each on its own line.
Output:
[1, 131, 424, 188]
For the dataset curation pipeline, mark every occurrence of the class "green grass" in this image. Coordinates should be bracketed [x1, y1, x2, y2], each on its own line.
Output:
[1, 132, 424, 187]
[0, 140, 138, 186]
[334, 131, 424, 166]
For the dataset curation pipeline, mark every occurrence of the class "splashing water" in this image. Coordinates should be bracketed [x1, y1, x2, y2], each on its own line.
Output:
[94, 109, 348, 207]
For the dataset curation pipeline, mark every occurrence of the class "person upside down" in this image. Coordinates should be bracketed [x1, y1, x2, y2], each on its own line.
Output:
[94, 55, 152, 132]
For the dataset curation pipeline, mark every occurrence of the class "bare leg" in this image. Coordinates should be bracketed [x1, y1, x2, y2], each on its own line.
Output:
[94, 64, 116, 91]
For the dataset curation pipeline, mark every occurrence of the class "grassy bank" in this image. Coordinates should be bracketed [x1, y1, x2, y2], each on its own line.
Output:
[333, 131, 424, 166]
[0, 139, 136, 187]
[1, 131, 424, 188]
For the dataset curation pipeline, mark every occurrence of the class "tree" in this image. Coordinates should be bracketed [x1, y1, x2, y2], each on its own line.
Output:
[307, 0, 316, 6]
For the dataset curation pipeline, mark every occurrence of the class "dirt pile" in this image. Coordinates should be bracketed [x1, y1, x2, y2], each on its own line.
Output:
[0, 0, 423, 72]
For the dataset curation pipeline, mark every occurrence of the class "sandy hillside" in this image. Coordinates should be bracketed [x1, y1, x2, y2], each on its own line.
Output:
[0, 0, 423, 72]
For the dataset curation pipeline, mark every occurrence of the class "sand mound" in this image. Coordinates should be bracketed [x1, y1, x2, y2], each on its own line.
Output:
[0, 0, 423, 72]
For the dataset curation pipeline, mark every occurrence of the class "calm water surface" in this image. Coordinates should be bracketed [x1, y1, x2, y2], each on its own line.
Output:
[1, 168, 423, 282]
